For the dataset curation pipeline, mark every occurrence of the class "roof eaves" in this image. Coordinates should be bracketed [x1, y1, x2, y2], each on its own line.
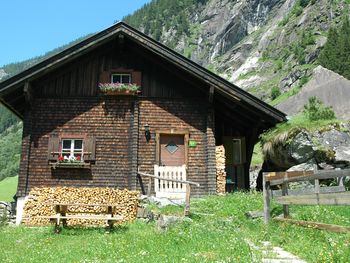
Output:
[118, 25, 286, 122]
[0, 21, 286, 122]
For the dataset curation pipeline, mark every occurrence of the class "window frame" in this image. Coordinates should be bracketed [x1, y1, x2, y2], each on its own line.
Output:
[111, 73, 132, 84]
[61, 138, 84, 159]
[48, 134, 96, 166]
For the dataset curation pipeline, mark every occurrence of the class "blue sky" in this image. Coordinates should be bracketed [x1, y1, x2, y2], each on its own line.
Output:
[0, 0, 151, 67]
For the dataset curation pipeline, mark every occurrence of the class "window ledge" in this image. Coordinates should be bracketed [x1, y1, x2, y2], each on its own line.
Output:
[100, 90, 140, 96]
[50, 162, 91, 169]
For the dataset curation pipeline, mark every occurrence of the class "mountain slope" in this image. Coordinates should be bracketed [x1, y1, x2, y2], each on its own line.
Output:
[1, 0, 350, 182]
[277, 66, 350, 119]
[124, 0, 349, 103]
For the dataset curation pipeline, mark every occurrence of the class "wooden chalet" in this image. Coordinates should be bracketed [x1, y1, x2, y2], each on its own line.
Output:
[0, 22, 286, 207]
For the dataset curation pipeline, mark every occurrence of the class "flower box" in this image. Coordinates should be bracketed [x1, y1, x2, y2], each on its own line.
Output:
[99, 83, 140, 96]
[51, 162, 91, 169]
[50, 155, 90, 169]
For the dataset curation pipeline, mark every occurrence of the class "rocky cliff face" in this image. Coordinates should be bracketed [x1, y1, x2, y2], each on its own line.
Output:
[179, 0, 286, 64]
[0, 69, 8, 81]
[156, 0, 348, 104]
[277, 66, 350, 119]
[1, 0, 349, 108]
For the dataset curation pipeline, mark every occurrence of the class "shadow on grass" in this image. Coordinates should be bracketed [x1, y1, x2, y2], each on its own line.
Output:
[51, 224, 130, 235]
[271, 206, 284, 218]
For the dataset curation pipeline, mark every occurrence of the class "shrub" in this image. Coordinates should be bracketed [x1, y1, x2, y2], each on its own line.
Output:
[0, 211, 8, 227]
[303, 96, 336, 121]
[299, 76, 309, 87]
[299, 0, 311, 8]
[279, 16, 289, 27]
[270, 86, 281, 100]
[274, 59, 283, 71]
[292, 5, 303, 16]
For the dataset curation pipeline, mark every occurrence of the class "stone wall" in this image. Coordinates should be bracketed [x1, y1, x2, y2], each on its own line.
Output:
[216, 145, 226, 193]
[0, 202, 13, 225]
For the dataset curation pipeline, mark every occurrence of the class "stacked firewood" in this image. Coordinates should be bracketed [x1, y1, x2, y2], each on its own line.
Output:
[22, 187, 139, 226]
[216, 145, 226, 193]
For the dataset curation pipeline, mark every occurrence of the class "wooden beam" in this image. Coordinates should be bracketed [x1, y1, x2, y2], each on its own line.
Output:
[216, 112, 250, 131]
[274, 218, 350, 234]
[215, 103, 254, 127]
[272, 186, 346, 197]
[263, 172, 271, 224]
[268, 169, 350, 186]
[0, 98, 23, 119]
[137, 170, 200, 187]
[275, 192, 350, 206]
[281, 183, 289, 218]
[24, 82, 33, 108]
[265, 171, 314, 183]
[216, 96, 258, 124]
[184, 184, 191, 216]
[244, 126, 260, 189]
[216, 94, 261, 120]
[209, 85, 214, 103]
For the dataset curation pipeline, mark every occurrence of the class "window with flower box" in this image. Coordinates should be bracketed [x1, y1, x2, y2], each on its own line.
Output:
[98, 69, 142, 95]
[111, 73, 131, 84]
[48, 135, 95, 168]
[61, 139, 83, 160]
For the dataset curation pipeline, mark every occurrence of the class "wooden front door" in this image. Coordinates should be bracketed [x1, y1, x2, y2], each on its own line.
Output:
[159, 134, 185, 166]
[223, 137, 246, 192]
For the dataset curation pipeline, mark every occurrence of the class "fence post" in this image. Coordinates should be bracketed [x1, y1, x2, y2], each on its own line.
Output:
[147, 177, 152, 197]
[263, 172, 271, 224]
[282, 183, 289, 218]
[314, 164, 320, 194]
[184, 184, 191, 217]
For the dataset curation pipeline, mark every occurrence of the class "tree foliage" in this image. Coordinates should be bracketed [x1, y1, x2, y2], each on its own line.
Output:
[270, 86, 281, 100]
[319, 17, 350, 80]
[0, 105, 22, 182]
[122, 0, 208, 42]
[303, 96, 336, 121]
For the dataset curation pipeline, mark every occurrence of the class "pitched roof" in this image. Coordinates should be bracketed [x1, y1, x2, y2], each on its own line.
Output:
[0, 22, 286, 123]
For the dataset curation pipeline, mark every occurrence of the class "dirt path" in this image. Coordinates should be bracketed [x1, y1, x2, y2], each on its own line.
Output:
[248, 240, 307, 263]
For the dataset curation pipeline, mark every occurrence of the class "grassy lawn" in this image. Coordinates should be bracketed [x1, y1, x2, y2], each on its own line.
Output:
[1, 192, 349, 262]
[0, 176, 18, 201]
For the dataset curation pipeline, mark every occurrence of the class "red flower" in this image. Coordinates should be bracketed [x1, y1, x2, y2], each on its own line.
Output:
[58, 155, 64, 161]
[76, 156, 81, 161]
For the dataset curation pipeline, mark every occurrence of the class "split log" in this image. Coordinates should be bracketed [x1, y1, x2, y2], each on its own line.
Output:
[22, 187, 139, 226]
[216, 145, 226, 193]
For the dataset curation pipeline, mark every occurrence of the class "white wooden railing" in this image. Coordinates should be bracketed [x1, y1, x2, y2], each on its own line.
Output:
[138, 166, 199, 216]
[154, 165, 187, 198]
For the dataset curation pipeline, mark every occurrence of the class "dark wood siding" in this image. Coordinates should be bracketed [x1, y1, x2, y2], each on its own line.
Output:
[137, 99, 208, 197]
[17, 97, 134, 195]
[33, 39, 208, 99]
[17, 38, 214, 197]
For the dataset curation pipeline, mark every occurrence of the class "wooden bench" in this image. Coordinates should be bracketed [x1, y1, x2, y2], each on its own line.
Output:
[40, 203, 124, 233]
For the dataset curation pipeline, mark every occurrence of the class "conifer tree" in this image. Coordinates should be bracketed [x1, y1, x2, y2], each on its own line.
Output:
[319, 17, 350, 79]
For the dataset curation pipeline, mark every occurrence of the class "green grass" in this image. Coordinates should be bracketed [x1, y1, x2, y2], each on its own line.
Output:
[270, 85, 301, 106]
[0, 176, 18, 201]
[1, 192, 350, 262]
[251, 143, 263, 166]
[260, 113, 343, 145]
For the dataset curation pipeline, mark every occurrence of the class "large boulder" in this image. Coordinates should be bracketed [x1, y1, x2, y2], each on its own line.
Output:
[263, 124, 350, 171]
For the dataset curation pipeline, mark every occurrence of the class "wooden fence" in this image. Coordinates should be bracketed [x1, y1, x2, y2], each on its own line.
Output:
[138, 168, 200, 216]
[263, 167, 350, 228]
[154, 165, 187, 198]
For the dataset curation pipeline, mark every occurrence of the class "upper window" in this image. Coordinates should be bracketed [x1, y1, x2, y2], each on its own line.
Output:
[61, 139, 83, 159]
[111, 73, 131, 84]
